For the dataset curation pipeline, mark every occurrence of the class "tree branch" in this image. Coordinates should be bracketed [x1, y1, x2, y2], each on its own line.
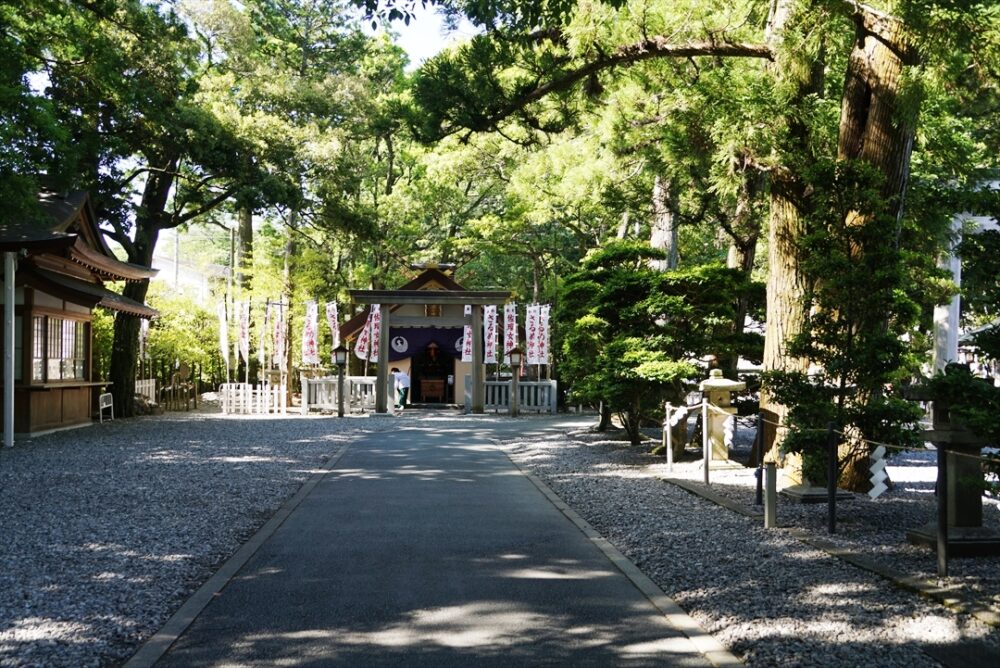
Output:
[457, 39, 772, 135]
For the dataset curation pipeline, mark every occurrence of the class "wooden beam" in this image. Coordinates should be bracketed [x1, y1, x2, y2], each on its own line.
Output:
[349, 289, 509, 306]
[389, 315, 469, 328]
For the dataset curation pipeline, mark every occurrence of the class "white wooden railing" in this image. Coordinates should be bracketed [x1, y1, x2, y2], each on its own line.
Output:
[135, 379, 156, 404]
[300, 375, 386, 414]
[220, 382, 287, 415]
[476, 378, 558, 414]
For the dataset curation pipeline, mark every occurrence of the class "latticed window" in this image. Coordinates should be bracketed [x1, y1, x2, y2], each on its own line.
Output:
[40, 316, 87, 381]
[32, 316, 44, 381]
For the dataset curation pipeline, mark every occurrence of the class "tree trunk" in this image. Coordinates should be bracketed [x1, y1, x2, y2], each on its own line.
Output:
[759, 0, 825, 461]
[597, 402, 612, 431]
[283, 210, 297, 401]
[236, 207, 253, 292]
[108, 157, 173, 417]
[834, 14, 916, 492]
[649, 175, 678, 270]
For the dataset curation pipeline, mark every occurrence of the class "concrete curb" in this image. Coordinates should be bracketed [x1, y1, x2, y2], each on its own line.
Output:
[123, 444, 352, 668]
[660, 476, 1000, 629]
[502, 451, 744, 667]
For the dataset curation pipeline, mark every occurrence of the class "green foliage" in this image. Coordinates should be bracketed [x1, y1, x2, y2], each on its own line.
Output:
[145, 284, 222, 372]
[765, 160, 926, 478]
[91, 308, 116, 382]
[921, 365, 1000, 443]
[558, 239, 761, 444]
[920, 365, 1000, 495]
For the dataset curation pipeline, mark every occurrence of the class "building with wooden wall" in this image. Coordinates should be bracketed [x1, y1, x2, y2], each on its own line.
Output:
[0, 191, 157, 435]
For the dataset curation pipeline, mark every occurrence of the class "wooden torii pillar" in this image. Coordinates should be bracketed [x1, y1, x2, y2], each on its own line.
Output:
[348, 289, 509, 414]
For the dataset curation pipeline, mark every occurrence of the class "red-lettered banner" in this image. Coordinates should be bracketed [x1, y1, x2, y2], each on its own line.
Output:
[326, 302, 340, 351]
[503, 303, 517, 363]
[525, 304, 539, 365]
[538, 304, 550, 365]
[484, 305, 497, 364]
[302, 300, 320, 366]
[354, 308, 371, 360]
[462, 305, 473, 363]
[369, 304, 381, 362]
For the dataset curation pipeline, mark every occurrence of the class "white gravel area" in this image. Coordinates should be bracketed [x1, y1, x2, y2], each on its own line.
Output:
[0, 409, 397, 667]
[4, 409, 999, 668]
[499, 424, 1000, 667]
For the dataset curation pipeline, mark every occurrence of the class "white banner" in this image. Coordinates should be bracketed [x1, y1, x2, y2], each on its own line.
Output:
[259, 303, 269, 369]
[302, 300, 320, 366]
[462, 305, 473, 363]
[139, 318, 148, 360]
[484, 305, 497, 364]
[538, 304, 550, 365]
[369, 304, 381, 363]
[217, 302, 229, 374]
[354, 308, 371, 360]
[238, 301, 251, 365]
[526, 304, 540, 365]
[273, 303, 287, 372]
[503, 302, 517, 364]
[325, 301, 340, 351]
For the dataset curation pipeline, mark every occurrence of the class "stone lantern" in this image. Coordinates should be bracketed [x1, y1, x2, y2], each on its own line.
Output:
[699, 369, 745, 462]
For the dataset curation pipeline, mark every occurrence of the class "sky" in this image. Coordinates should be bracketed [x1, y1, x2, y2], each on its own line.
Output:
[372, 4, 479, 70]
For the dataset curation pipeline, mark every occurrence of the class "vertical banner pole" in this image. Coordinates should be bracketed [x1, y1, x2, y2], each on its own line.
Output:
[4, 252, 16, 448]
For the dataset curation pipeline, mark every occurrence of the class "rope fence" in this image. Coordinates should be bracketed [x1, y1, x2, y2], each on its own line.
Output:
[662, 398, 998, 577]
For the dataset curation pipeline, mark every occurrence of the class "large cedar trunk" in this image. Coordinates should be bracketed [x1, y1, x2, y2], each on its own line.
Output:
[649, 175, 678, 270]
[236, 208, 253, 291]
[835, 13, 916, 491]
[108, 160, 171, 417]
[760, 183, 811, 462]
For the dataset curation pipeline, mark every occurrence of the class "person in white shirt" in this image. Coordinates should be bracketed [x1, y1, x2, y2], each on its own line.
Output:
[391, 367, 410, 408]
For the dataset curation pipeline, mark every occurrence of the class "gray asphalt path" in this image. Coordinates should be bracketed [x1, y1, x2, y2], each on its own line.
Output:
[152, 415, 716, 667]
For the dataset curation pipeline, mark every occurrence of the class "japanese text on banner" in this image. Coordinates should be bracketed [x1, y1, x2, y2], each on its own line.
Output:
[538, 304, 550, 365]
[484, 305, 497, 364]
[525, 304, 539, 365]
[325, 302, 340, 350]
[503, 303, 517, 363]
[462, 305, 473, 362]
[354, 308, 371, 360]
[301, 301, 320, 366]
[369, 304, 381, 363]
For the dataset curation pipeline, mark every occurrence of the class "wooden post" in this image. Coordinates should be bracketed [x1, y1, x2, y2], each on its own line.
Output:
[375, 306, 390, 414]
[4, 252, 15, 448]
[765, 463, 777, 529]
[827, 422, 837, 534]
[472, 305, 484, 413]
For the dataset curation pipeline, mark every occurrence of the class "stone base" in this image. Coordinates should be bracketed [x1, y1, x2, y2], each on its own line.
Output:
[779, 484, 854, 504]
[708, 458, 745, 470]
[906, 522, 1000, 557]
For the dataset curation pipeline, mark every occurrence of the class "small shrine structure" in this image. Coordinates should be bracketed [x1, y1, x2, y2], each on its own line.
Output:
[1, 191, 157, 438]
[342, 265, 509, 414]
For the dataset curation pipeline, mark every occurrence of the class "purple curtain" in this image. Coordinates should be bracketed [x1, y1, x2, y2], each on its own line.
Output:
[388, 327, 465, 361]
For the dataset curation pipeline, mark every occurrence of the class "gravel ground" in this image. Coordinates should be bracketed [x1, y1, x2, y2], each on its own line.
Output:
[4, 408, 999, 667]
[0, 408, 397, 667]
[499, 422, 1000, 667]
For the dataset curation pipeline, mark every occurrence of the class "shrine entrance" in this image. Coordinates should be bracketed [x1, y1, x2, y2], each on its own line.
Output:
[340, 266, 509, 414]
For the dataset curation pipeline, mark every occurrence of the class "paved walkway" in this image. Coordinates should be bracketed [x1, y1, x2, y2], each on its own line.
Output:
[137, 415, 726, 667]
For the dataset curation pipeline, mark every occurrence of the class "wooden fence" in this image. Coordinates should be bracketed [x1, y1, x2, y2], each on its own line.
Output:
[300, 375, 382, 414]
[475, 378, 559, 414]
[219, 382, 288, 415]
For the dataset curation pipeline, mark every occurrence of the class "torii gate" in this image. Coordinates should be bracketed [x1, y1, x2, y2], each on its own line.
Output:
[348, 288, 510, 414]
